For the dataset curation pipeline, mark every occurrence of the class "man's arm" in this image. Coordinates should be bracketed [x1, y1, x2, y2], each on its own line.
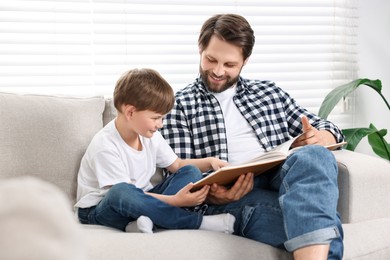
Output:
[291, 116, 337, 148]
[281, 88, 344, 144]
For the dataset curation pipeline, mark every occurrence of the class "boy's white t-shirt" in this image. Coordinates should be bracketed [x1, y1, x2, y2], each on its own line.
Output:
[74, 119, 178, 209]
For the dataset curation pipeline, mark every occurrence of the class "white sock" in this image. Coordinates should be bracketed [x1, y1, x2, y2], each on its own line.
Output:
[199, 213, 235, 234]
[125, 216, 153, 234]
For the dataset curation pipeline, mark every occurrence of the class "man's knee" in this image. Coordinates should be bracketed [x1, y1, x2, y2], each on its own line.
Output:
[292, 145, 337, 171]
[295, 145, 335, 161]
[284, 145, 338, 185]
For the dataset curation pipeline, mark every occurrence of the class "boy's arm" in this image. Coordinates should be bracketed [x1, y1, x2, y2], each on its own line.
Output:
[166, 157, 228, 175]
[145, 184, 210, 207]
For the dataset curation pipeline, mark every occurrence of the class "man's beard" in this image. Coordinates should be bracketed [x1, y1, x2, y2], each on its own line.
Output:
[200, 67, 239, 93]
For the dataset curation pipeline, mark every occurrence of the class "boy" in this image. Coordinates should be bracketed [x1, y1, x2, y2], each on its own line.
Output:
[74, 68, 235, 234]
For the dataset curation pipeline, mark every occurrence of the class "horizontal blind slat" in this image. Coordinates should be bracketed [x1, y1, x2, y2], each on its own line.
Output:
[0, 0, 358, 129]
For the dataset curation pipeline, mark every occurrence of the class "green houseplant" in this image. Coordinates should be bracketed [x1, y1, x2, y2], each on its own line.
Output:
[318, 78, 390, 161]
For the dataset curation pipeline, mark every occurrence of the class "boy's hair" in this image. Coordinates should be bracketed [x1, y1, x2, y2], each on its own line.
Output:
[198, 14, 255, 61]
[113, 68, 174, 114]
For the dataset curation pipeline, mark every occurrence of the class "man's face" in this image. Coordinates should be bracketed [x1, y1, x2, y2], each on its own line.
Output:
[199, 35, 247, 93]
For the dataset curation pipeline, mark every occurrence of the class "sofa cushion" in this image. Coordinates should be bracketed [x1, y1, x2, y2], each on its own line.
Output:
[334, 149, 390, 223]
[0, 176, 86, 260]
[0, 92, 105, 204]
[81, 219, 390, 260]
[82, 225, 293, 260]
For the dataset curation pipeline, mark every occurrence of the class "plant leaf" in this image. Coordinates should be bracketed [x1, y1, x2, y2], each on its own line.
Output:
[318, 78, 383, 119]
[367, 124, 390, 160]
[342, 127, 375, 151]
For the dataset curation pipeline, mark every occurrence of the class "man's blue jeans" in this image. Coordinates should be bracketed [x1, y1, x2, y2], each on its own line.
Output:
[78, 165, 204, 231]
[205, 145, 343, 259]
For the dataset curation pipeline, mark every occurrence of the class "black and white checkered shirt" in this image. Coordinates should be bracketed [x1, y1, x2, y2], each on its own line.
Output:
[161, 76, 344, 162]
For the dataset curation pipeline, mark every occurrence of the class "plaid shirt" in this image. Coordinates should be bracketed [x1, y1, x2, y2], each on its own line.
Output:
[161, 76, 344, 162]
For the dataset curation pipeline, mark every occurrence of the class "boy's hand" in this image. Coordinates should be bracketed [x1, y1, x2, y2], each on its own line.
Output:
[172, 183, 210, 207]
[209, 157, 229, 171]
[206, 172, 254, 205]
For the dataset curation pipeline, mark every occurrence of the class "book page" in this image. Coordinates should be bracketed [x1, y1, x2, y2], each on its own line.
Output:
[241, 136, 298, 164]
[289, 141, 348, 154]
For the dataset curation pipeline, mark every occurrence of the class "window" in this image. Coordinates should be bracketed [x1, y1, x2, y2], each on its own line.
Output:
[0, 0, 357, 128]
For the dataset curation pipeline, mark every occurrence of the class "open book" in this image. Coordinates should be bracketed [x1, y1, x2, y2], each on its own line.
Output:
[191, 136, 347, 191]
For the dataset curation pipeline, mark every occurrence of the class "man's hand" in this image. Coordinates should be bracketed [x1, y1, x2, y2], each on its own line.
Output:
[291, 116, 336, 148]
[206, 172, 254, 205]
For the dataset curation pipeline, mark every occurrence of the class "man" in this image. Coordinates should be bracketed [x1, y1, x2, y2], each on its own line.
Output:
[161, 14, 344, 260]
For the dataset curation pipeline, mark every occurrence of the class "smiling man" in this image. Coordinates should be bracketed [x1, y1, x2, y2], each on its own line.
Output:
[161, 14, 345, 260]
[199, 35, 245, 93]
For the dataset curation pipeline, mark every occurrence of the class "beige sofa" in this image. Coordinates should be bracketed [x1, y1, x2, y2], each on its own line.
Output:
[0, 92, 389, 260]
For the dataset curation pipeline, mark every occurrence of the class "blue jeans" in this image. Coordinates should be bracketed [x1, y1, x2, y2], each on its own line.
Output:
[205, 145, 343, 259]
[78, 165, 204, 231]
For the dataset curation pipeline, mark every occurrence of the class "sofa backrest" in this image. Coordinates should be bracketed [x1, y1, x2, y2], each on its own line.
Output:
[103, 98, 117, 126]
[0, 92, 106, 204]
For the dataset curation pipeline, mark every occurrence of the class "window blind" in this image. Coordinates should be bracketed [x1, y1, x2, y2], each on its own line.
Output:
[0, 0, 358, 128]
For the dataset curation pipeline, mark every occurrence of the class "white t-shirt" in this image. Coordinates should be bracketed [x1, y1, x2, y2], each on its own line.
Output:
[211, 86, 265, 165]
[74, 119, 178, 208]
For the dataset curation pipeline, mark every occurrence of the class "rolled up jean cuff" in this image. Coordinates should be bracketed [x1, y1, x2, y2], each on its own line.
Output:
[284, 226, 341, 252]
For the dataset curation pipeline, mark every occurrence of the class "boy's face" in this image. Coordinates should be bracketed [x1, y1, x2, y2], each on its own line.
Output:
[131, 109, 164, 138]
[199, 35, 247, 93]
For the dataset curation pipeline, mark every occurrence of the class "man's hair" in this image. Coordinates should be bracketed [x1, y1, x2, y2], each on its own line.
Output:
[113, 68, 174, 114]
[198, 14, 255, 61]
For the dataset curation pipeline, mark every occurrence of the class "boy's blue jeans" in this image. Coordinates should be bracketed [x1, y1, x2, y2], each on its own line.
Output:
[78, 165, 204, 231]
[205, 145, 343, 260]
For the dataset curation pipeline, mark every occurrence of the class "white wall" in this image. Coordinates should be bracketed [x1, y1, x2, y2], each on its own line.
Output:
[355, 0, 390, 156]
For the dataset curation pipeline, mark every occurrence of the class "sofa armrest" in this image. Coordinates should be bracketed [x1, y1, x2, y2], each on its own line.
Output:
[333, 149, 390, 223]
